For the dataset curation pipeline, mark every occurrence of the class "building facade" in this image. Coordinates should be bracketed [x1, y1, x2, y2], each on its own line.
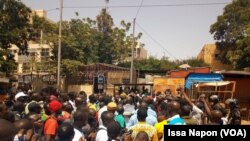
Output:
[135, 42, 148, 60]
[9, 43, 52, 83]
[197, 44, 232, 70]
[125, 42, 148, 62]
[32, 9, 47, 18]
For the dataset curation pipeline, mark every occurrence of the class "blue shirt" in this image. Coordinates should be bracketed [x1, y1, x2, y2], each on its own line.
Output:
[167, 115, 186, 125]
[126, 108, 157, 128]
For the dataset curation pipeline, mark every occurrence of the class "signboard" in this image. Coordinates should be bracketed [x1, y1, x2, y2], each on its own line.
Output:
[98, 84, 104, 89]
[42, 74, 57, 85]
[98, 75, 104, 84]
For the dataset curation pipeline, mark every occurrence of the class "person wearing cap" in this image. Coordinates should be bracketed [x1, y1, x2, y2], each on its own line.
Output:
[15, 92, 28, 103]
[123, 96, 135, 123]
[120, 93, 127, 100]
[107, 102, 117, 114]
[43, 100, 62, 141]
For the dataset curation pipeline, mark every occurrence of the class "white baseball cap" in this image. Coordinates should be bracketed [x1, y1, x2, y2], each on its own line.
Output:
[210, 95, 218, 100]
[15, 92, 28, 101]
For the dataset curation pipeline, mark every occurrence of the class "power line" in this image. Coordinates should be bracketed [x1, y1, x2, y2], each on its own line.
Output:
[135, 0, 144, 18]
[62, 2, 228, 9]
[136, 22, 178, 60]
[46, 8, 59, 12]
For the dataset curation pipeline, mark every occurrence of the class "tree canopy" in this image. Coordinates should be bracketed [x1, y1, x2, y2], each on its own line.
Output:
[210, 0, 250, 69]
[34, 8, 142, 76]
[118, 56, 208, 71]
[0, 0, 32, 74]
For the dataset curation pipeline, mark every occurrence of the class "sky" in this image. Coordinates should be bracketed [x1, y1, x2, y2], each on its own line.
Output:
[21, 0, 233, 60]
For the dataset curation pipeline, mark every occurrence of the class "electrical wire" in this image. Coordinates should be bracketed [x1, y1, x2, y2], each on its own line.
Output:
[136, 22, 178, 60]
[135, 0, 144, 18]
[61, 2, 228, 9]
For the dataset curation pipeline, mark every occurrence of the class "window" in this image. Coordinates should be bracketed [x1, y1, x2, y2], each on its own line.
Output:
[29, 51, 36, 61]
[41, 48, 50, 62]
[22, 63, 30, 73]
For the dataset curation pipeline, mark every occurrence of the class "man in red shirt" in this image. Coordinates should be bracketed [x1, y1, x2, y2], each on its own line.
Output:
[43, 100, 62, 141]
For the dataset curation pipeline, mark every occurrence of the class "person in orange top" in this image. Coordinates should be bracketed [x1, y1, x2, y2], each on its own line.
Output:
[43, 100, 62, 141]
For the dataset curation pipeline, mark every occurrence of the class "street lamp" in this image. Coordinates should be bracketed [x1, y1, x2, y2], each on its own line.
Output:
[57, 0, 63, 89]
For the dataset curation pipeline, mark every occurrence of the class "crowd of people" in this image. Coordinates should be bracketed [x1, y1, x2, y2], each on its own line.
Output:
[0, 86, 241, 141]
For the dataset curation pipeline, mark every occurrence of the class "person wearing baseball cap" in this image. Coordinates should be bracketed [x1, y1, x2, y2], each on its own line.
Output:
[15, 92, 28, 103]
[107, 102, 117, 114]
[43, 100, 62, 141]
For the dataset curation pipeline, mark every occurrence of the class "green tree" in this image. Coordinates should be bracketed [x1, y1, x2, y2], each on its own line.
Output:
[61, 59, 83, 76]
[118, 56, 208, 71]
[179, 57, 208, 68]
[31, 15, 58, 44]
[32, 8, 143, 76]
[0, 0, 32, 74]
[210, 0, 250, 69]
[96, 9, 117, 64]
[95, 9, 142, 64]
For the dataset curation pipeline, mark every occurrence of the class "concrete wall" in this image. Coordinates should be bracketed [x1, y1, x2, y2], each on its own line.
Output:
[67, 84, 93, 96]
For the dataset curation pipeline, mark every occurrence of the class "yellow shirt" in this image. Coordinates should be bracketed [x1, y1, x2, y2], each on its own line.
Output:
[154, 120, 167, 140]
[88, 103, 97, 111]
[129, 122, 158, 141]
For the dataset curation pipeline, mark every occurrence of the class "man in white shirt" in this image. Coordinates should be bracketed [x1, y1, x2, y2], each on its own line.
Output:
[73, 110, 87, 141]
[183, 92, 204, 125]
[98, 96, 111, 126]
[96, 111, 115, 141]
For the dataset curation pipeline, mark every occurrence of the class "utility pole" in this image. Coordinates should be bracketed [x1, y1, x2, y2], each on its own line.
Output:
[130, 18, 136, 84]
[57, 0, 63, 89]
[40, 29, 43, 47]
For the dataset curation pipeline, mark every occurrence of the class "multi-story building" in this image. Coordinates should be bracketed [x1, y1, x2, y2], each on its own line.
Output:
[9, 9, 53, 84]
[135, 42, 148, 60]
[125, 42, 148, 62]
[32, 9, 47, 18]
[197, 44, 232, 70]
[10, 43, 52, 74]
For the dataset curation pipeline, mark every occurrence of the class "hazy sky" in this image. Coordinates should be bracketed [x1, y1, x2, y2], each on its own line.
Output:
[21, 0, 232, 60]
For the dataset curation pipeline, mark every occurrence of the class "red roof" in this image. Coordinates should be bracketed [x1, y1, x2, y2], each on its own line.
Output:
[168, 67, 211, 78]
